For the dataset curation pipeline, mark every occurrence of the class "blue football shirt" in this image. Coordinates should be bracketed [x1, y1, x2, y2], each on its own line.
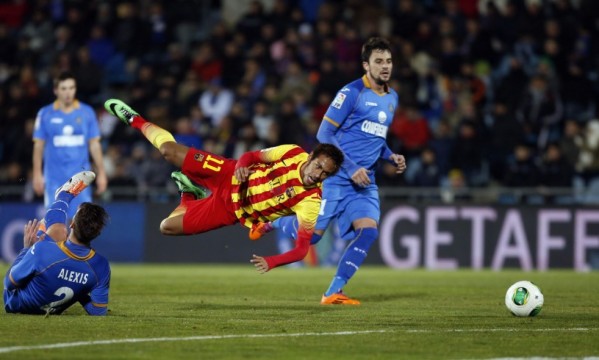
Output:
[322, 75, 399, 185]
[33, 100, 100, 213]
[3, 237, 110, 315]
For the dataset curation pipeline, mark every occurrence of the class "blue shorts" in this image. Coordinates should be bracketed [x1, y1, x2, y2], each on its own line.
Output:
[315, 182, 380, 240]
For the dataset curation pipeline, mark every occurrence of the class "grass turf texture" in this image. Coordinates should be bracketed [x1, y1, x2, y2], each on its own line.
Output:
[0, 264, 597, 359]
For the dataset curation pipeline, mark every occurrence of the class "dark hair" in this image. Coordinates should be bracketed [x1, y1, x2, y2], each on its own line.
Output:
[53, 71, 77, 88]
[361, 37, 392, 63]
[312, 143, 344, 175]
[72, 202, 109, 244]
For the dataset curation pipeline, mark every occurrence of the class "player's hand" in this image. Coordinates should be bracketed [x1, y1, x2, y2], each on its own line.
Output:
[234, 167, 254, 183]
[389, 154, 407, 174]
[250, 254, 269, 274]
[23, 219, 41, 248]
[351, 168, 371, 187]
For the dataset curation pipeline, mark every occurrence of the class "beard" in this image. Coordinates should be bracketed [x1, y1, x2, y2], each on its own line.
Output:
[370, 72, 389, 86]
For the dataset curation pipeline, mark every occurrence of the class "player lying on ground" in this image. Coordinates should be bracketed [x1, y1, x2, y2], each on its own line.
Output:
[104, 99, 344, 273]
[4, 171, 110, 315]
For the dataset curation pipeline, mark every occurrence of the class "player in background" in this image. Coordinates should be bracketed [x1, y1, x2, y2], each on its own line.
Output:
[251, 37, 406, 304]
[103, 99, 344, 273]
[33, 71, 107, 219]
[4, 171, 111, 315]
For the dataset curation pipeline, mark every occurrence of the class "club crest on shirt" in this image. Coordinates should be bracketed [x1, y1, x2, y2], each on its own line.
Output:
[76, 117, 82, 124]
[194, 153, 205, 162]
[285, 187, 296, 198]
[331, 92, 346, 109]
[389, 103, 394, 112]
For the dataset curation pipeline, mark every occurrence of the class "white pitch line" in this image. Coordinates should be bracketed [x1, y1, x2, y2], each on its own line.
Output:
[0, 328, 597, 355]
[0, 330, 388, 354]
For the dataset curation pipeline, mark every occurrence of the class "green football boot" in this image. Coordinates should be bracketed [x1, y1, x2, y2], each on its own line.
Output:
[104, 99, 140, 125]
[171, 171, 208, 199]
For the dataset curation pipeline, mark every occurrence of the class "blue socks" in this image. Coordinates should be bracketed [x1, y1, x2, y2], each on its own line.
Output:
[324, 227, 378, 296]
[45, 191, 73, 228]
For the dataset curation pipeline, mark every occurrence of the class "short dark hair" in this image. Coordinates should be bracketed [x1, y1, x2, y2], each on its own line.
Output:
[312, 143, 344, 175]
[361, 37, 392, 63]
[72, 202, 109, 244]
[53, 71, 77, 88]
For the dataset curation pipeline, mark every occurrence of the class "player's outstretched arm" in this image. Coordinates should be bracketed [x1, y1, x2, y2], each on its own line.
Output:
[250, 228, 312, 273]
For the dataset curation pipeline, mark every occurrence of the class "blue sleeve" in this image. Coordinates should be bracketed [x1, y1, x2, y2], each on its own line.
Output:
[83, 264, 110, 316]
[381, 145, 394, 163]
[318, 86, 362, 177]
[4, 246, 38, 291]
[317, 121, 361, 177]
[32, 108, 47, 141]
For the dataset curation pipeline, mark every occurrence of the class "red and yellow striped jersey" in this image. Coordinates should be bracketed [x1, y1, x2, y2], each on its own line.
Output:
[231, 145, 321, 232]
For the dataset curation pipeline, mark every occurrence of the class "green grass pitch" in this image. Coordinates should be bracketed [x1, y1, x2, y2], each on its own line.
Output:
[0, 264, 598, 359]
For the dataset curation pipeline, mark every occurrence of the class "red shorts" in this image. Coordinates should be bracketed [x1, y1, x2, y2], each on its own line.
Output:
[180, 148, 239, 235]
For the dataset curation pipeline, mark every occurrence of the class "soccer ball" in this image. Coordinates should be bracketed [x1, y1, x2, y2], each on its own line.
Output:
[504, 280, 544, 317]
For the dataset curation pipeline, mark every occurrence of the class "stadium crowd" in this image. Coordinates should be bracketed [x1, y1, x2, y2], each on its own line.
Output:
[0, 0, 598, 203]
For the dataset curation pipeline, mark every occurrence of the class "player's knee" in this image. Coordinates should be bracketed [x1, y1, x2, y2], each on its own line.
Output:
[159, 142, 178, 162]
[159, 218, 180, 236]
[356, 227, 378, 248]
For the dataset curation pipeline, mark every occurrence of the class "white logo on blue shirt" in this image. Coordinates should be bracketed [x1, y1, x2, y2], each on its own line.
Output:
[51, 118, 63, 124]
[365, 101, 378, 106]
[377, 111, 387, 123]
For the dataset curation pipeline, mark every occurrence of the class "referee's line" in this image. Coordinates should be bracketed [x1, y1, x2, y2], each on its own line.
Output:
[0, 328, 597, 354]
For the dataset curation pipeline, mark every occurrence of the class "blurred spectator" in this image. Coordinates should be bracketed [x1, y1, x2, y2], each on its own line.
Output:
[441, 169, 471, 203]
[86, 24, 116, 68]
[173, 117, 203, 150]
[389, 103, 431, 157]
[236, 0, 266, 46]
[577, 120, 599, 183]
[517, 74, 563, 149]
[190, 42, 222, 83]
[539, 142, 574, 187]
[450, 120, 486, 186]
[252, 98, 275, 143]
[502, 143, 541, 188]
[198, 77, 234, 128]
[74, 46, 103, 103]
[428, 119, 454, 176]
[488, 100, 525, 181]
[412, 147, 441, 187]
[559, 119, 583, 168]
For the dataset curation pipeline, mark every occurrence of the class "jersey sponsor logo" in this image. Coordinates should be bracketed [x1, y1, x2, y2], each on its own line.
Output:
[378, 111, 387, 123]
[341, 87, 351, 92]
[51, 117, 63, 123]
[365, 101, 378, 106]
[361, 120, 388, 137]
[331, 92, 346, 109]
[53, 135, 85, 147]
[57, 268, 89, 284]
